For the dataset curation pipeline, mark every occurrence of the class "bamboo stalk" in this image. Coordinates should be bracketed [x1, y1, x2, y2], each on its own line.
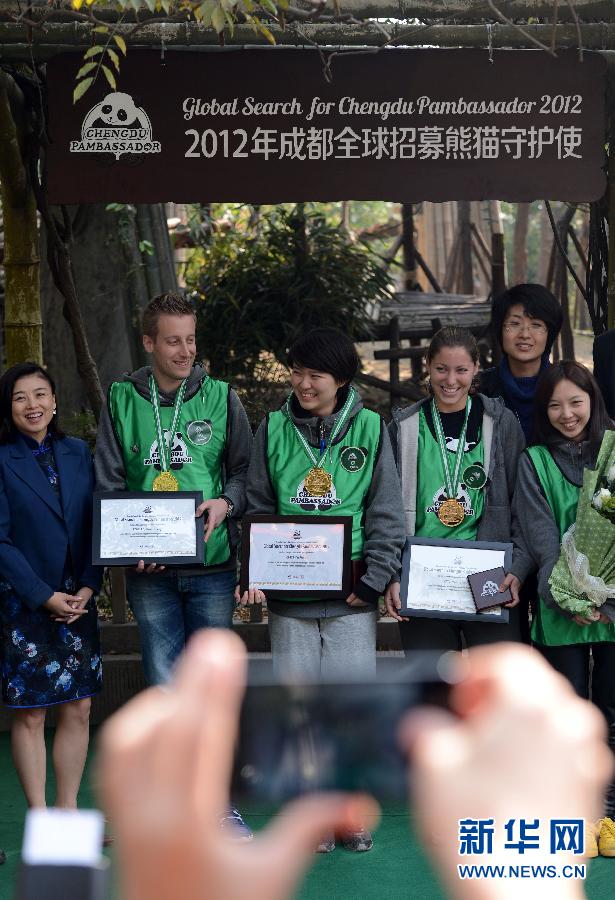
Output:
[3, 23, 615, 54]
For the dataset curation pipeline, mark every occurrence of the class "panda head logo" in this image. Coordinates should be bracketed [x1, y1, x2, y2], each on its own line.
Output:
[72, 91, 161, 160]
[83, 92, 151, 133]
[147, 430, 193, 470]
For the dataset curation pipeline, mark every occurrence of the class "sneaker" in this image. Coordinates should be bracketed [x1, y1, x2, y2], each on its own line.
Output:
[585, 820, 600, 858]
[598, 817, 615, 857]
[316, 834, 335, 853]
[341, 830, 373, 852]
[219, 807, 253, 842]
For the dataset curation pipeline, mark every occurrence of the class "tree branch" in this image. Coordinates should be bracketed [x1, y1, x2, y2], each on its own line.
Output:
[486, 0, 557, 56]
[545, 200, 587, 301]
[549, 0, 558, 54]
[564, 0, 583, 61]
[0, 68, 27, 205]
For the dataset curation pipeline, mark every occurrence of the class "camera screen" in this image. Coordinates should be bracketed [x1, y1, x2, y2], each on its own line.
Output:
[233, 655, 453, 803]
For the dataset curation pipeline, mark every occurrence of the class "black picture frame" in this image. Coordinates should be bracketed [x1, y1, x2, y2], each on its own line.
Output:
[400, 537, 513, 624]
[240, 515, 353, 600]
[92, 491, 204, 566]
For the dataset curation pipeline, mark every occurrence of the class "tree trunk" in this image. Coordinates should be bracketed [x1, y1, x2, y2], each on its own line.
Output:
[40, 203, 178, 418]
[401, 203, 418, 290]
[458, 201, 474, 294]
[538, 202, 552, 285]
[512, 202, 530, 284]
[553, 206, 577, 360]
[41, 207, 105, 420]
[2, 188, 42, 366]
[340, 201, 351, 232]
[576, 211, 590, 331]
[608, 137, 615, 330]
[0, 70, 43, 366]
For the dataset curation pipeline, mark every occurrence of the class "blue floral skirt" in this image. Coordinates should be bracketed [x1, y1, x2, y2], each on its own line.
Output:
[0, 579, 102, 708]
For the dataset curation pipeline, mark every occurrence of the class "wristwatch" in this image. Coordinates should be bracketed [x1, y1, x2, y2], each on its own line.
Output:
[220, 495, 234, 518]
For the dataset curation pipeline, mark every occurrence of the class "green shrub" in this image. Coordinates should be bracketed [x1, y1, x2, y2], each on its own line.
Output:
[189, 204, 392, 391]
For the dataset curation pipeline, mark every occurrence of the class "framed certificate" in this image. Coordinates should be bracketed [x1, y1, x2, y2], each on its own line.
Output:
[400, 537, 513, 623]
[240, 515, 352, 599]
[92, 491, 204, 566]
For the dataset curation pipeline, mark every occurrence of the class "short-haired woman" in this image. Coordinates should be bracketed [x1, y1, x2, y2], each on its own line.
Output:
[0, 363, 101, 809]
[238, 327, 406, 853]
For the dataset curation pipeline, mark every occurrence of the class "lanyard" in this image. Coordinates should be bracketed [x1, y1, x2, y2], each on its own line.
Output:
[431, 397, 471, 500]
[287, 387, 356, 469]
[149, 375, 187, 473]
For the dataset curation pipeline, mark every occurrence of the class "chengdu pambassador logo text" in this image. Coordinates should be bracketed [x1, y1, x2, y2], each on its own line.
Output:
[70, 92, 161, 160]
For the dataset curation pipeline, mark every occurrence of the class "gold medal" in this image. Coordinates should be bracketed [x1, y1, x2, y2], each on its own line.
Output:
[437, 498, 465, 527]
[152, 471, 180, 491]
[149, 374, 187, 495]
[304, 467, 332, 497]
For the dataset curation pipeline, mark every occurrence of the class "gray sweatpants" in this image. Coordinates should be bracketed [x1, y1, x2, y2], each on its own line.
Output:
[268, 609, 377, 681]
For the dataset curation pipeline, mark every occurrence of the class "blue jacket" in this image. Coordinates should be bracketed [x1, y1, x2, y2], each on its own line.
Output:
[0, 434, 101, 610]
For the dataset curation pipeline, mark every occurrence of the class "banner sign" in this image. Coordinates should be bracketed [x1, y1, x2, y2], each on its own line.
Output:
[46, 49, 606, 203]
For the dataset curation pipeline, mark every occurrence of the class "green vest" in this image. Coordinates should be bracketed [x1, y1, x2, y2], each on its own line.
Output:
[266, 405, 381, 571]
[527, 445, 615, 646]
[108, 376, 231, 567]
[415, 407, 485, 540]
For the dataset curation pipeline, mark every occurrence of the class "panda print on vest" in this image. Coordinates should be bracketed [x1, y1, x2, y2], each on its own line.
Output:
[143, 431, 193, 471]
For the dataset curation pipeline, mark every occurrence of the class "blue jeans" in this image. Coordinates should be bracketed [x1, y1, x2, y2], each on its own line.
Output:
[126, 569, 236, 685]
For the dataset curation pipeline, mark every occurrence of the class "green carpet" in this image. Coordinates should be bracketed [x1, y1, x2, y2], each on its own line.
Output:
[0, 731, 613, 900]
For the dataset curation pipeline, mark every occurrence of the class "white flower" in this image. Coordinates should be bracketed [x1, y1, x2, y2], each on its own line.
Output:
[595, 488, 612, 508]
[608, 464, 615, 484]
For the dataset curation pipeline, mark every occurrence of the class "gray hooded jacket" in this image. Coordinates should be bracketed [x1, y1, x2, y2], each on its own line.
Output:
[513, 436, 615, 621]
[246, 388, 406, 619]
[389, 393, 533, 582]
[94, 364, 252, 573]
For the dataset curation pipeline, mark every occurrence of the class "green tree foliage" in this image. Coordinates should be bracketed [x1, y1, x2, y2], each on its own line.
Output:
[72, 0, 286, 101]
[188, 203, 392, 382]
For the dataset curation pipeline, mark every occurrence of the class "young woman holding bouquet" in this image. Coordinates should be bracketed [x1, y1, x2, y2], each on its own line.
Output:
[385, 325, 531, 650]
[513, 360, 615, 851]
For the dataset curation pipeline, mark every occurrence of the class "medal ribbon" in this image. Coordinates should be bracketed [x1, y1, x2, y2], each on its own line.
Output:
[287, 387, 356, 470]
[149, 375, 188, 473]
[431, 397, 471, 501]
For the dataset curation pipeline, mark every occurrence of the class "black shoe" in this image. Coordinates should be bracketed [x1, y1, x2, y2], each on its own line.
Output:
[341, 831, 373, 852]
[316, 834, 335, 853]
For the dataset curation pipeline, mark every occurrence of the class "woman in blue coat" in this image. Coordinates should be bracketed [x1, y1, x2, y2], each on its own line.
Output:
[0, 362, 101, 809]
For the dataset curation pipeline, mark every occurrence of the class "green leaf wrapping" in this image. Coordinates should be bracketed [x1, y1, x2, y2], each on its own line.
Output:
[549, 431, 615, 616]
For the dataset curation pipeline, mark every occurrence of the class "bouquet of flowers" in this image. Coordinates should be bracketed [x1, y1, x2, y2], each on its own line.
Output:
[549, 430, 615, 619]
[592, 461, 615, 522]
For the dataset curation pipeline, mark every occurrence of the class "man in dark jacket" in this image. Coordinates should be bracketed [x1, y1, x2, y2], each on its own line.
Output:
[593, 329, 615, 419]
[479, 283, 563, 644]
[479, 283, 563, 442]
